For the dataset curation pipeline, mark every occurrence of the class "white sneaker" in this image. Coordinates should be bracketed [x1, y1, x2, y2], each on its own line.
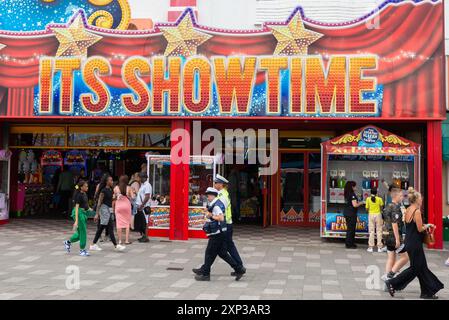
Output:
[89, 244, 102, 251]
[79, 250, 90, 257]
[367, 247, 374, 253]
[380, 247, 387, 252]
[377, 247, 384, 253]
[116, 244, 126, 251]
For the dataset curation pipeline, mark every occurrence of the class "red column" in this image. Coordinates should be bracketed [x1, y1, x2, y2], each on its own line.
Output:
[426, 121, 443, 249]
[169, 120, 191, 240]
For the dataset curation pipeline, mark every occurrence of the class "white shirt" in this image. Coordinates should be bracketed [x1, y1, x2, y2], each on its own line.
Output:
[136, 181, 152, 208]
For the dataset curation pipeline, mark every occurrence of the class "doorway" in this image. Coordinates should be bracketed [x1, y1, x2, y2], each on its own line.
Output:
[276, 151, 321, 226]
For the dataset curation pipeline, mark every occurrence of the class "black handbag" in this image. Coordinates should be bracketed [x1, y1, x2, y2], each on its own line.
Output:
[202, 219, 221, 235]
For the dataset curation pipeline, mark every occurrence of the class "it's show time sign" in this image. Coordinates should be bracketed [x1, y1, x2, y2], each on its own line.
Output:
[0, 1, 446, 120]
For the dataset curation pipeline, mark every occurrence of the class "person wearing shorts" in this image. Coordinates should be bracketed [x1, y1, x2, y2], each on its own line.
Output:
[382, 188, 409, 281]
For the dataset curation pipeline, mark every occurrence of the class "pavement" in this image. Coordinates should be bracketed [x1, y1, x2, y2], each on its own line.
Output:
[0, 219, 448, 300]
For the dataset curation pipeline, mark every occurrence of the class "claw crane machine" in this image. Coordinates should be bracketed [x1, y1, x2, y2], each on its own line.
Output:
[145, 153, 218, 238]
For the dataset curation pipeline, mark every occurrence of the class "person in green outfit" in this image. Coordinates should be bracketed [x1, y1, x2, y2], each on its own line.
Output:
[64, 180, 91, 256]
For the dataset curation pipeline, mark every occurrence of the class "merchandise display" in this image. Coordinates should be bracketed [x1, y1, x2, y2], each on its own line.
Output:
[145, 154, 217, 236]
[321, 126, 421, 239]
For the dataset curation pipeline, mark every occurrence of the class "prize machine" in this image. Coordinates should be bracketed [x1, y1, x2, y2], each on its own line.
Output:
[145, 153, 217, 238]
[320, 126, 421, 239]
[15, 150, 61, 217]
[189, 155, 216, 237]
[0, 149, 11, 224]
[64, 150, 87, 180]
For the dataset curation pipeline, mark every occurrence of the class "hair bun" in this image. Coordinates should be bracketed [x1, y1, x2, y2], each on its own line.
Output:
[407, 187, 415, 193]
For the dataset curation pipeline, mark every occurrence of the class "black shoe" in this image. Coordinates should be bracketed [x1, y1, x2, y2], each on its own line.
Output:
[420, 294, 438, 300]
[195, 274, 210, 281]
[231, 267, 246, 276]
[192, 268, 203, 275]
[385, 280, 395, 297]
[138, 237, 149, 243]
[234, 269, 246, 281]
[345, 244, 357, 249]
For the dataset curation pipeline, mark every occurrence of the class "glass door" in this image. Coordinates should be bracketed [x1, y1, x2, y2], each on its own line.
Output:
[279, 153, 305, 224]
[278, 151, 321, 226]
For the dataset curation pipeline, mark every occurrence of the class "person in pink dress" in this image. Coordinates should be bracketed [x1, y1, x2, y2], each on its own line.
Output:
[113, 175, 134, 246]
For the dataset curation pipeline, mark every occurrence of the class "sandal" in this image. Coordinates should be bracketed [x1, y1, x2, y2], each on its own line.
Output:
[385, 280, 395, 297]
[125, 242, 132, 245]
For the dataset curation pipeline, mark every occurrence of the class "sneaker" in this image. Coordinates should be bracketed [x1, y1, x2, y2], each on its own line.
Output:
[64, 240, 71, 253]
[445, 259, 449, 267]
[116, 244, 126, 251]
[194, 274, 210, 281]
[377, 247, 385, 253]
[79, 250, 90, 257]
[380, 247, 388, 252]
[387, 271, 397, 279]
[89, 244, 102, 251]
[367, 247, 374, 253]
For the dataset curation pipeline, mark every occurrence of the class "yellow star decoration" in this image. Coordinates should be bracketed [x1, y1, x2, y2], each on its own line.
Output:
[269, 13, 323, 55]
[52, 15, 103, 57]
[159, 14, 212, 57]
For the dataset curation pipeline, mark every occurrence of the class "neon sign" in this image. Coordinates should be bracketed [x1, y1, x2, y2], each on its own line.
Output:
[37, 54, 380, 117]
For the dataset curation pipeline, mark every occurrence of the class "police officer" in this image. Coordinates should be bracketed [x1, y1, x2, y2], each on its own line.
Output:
[214, 174, 246, 276]
[192, 187, 245, 281]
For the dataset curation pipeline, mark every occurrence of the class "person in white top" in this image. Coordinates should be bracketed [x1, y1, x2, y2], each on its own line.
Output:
[135, 172, 152, 243]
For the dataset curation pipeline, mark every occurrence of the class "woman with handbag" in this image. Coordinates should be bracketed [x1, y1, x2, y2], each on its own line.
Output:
[385, 189, 444, 299]
[89, 175, 125, 252]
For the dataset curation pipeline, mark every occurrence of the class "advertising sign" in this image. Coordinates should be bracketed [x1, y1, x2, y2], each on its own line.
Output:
[0, 1, 445, 120]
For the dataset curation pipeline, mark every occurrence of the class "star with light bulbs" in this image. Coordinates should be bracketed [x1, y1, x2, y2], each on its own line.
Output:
[268, 12, 323, 55]
[51, 14, 103, 57]
[159, 13, 212, 57]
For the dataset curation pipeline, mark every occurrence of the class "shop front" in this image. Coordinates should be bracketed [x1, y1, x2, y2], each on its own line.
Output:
[0, 2, 446, 248]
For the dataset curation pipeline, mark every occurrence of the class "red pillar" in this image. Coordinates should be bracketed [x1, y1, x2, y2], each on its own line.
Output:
[169, 120, 191, 240]
[426, 121, 443, 249]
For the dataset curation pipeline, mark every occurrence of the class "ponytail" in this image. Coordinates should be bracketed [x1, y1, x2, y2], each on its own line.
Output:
[370, 187, 378, 203]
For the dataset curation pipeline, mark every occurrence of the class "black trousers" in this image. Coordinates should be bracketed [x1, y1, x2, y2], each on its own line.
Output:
[59, 190, 72, 214]
[200, 232, 240, 276]
[93, 218, 117, 246]
[226, 224, 243, 268]
[389, 243, 444, 296]
[345, 214, 357, 247]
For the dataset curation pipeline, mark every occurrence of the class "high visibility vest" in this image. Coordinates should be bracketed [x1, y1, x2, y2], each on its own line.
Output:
[218, 188, 232, 224]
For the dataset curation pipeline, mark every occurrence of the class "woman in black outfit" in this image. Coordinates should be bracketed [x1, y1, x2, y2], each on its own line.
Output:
[385, 189, 444, 299]
[343, 181, 364, 249]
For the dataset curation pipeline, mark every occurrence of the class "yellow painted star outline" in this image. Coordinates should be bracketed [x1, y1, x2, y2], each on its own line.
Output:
[51, 14, 103, 57]
[159, 13, 212, 57]
[268, 12, 323, 55]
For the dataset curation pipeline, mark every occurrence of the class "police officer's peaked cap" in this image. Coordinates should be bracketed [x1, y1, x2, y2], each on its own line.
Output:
[205, 187, 219, 196]
[214, 174, 229, 184]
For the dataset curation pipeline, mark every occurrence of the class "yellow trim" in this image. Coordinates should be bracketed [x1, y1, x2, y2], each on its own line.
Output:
[279, 148, 320, 152]
[68, 126, 125, 134]
[128, 127, 170, 134]
[10, 126, 65, 134]
[9, 145, 169, 151]
[280, 131, 334, 138]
